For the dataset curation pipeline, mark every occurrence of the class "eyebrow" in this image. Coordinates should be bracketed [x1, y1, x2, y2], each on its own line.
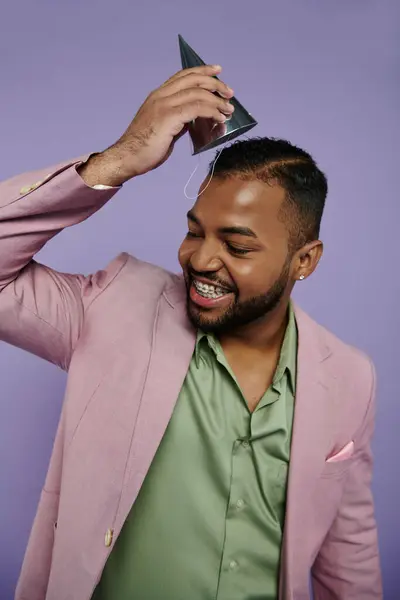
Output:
[186, 210, 258, 239]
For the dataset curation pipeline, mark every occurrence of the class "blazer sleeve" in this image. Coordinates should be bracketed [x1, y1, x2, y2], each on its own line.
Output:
[0, 159, 122, 370]
[311, 360, 382, 599]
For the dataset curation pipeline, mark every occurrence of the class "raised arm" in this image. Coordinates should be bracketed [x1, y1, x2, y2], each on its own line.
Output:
[0, 64, 234, 369]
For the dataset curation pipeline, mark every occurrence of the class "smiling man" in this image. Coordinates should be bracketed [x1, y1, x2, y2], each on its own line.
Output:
[1, 65, 381, 600]
[183, 180, 293, 330]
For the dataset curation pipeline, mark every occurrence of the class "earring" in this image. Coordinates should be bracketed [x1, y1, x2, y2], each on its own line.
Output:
[299, 275, 305, 280]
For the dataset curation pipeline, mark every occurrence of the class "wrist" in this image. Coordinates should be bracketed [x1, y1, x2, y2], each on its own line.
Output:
[78, 146, 134, 188]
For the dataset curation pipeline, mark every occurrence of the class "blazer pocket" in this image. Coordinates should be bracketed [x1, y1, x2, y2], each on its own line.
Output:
[320, 456, 354, 479]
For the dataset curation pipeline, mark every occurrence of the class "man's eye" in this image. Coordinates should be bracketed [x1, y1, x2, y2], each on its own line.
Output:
[226, 242, 251, 255]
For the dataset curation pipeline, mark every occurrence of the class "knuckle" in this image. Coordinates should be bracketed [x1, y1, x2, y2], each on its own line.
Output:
[188, 73, 214, 89]
[186, 72, 200, 82]
[195, 87, 210, 99]
[177, 89, 197, 105]
[149, 96, 162, 112]
[183, 88, 206, 103]
[184, 74, 206, 91]
[171, 88, 186, 101]
[193, 99, 203, 113]
[189, 100, 205, 116]
[174, 103, 185, 117]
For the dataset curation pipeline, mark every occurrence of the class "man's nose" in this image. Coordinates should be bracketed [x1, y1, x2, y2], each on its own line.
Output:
[189, 241, 223, 273]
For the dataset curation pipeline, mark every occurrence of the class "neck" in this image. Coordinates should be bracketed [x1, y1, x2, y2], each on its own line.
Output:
[218, 298, 291, 354]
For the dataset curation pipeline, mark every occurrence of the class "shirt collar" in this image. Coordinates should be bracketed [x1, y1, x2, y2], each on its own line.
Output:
[195, 329, 215, 367]
[272, 302, 297, 394]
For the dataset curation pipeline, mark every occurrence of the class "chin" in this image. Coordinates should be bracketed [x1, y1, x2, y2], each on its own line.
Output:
[187, 303, 221, 330]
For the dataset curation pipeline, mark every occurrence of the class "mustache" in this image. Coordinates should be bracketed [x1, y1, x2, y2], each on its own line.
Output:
[187, 268, 236, 292]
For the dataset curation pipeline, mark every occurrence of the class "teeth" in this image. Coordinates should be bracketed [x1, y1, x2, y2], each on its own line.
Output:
[193, 280, 227, 299]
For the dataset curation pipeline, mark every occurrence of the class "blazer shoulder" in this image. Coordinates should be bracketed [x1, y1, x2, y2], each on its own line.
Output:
[321, 321, 372, 367]
[296, 305, 375, 388]
[309, 316, 377, 431]
[83, 252, 178, 308]
[120, 253, 177, 288]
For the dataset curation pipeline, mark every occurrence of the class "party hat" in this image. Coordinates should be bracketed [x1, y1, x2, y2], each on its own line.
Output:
[178, 34, 258, 155]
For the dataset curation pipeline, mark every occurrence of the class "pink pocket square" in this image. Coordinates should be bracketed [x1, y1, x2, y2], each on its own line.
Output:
[326, 440, 354, 463]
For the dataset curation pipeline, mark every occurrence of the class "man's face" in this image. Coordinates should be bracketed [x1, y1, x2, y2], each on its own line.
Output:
[178, 176, 296, 334]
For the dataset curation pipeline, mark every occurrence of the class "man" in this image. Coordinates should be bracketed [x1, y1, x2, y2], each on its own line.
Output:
[1, 65, 381, 600]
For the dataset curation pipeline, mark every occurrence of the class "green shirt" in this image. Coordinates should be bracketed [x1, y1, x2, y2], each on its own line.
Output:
[93, 306, 298, 600]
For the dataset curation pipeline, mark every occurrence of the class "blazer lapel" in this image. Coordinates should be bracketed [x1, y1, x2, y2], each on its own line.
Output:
[279, 305, 334, 600]
[114, 278, 196, 532]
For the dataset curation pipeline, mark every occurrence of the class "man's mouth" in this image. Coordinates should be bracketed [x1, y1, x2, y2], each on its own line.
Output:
[189, 277, 234, 309]
[193, 279, 227, 299]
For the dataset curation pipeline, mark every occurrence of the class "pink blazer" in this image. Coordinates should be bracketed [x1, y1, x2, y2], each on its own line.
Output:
[0, 160, 382, 600]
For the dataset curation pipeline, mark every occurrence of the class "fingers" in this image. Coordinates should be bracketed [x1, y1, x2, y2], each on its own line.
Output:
[160, 71, 233, 100]
[139, 66, 235, 143]
[172, 101, 229, 126]
[162, 65, 222, 87]
[165, 88, 234, 116]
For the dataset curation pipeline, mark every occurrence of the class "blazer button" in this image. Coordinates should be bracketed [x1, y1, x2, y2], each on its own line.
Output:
[19, 185, 33, 195]
[104, 528, 114, 547]
[19, 181, 43, 195]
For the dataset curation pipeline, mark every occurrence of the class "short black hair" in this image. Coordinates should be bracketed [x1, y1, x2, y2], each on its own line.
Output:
[208, 137, 328, 252]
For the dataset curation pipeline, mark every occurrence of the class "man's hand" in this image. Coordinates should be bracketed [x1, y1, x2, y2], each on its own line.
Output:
[79, 65, 234, 187]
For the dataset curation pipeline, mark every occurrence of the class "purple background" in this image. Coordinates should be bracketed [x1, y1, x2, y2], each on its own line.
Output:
[0, 1, 398, 597]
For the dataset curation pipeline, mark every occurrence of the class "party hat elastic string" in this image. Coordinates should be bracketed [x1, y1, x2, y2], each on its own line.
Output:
[183, 147, 223, 201]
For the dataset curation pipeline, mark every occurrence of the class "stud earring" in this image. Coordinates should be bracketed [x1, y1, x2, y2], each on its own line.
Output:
[299, 275, 305, 280]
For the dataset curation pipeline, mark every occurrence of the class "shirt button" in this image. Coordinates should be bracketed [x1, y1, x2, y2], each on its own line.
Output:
[236, 498, 245, 510]
[229, 560, 238, 570]
[242, 440, 250, 449]
[104, 528, 114, 547]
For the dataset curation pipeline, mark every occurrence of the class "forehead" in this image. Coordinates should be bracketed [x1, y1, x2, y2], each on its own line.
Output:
[192, 177, 287, 238]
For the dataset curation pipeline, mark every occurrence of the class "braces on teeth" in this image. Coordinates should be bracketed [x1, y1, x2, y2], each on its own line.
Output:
[194, 280, 226, 299]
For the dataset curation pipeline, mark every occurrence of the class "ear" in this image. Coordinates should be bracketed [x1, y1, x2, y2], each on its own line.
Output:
[292, 240, 323, 281]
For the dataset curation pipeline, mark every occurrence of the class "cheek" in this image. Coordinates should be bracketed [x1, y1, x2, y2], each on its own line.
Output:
[178, 241, 191, 268]
[232, 261, 276, 297]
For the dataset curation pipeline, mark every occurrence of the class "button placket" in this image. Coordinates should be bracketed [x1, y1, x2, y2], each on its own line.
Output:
[216, 438, 252, 598]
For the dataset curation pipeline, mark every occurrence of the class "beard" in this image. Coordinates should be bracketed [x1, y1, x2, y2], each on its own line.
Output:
[185, 257, 291, 335]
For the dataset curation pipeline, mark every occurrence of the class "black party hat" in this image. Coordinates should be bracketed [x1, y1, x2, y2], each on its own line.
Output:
[178, 35, 258, 155]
